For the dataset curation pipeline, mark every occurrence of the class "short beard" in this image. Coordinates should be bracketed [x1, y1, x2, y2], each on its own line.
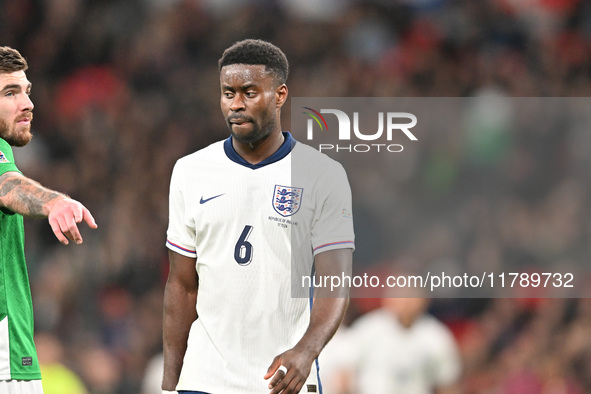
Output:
[227, 108, 277, 146]
[229, 122, 274, 146]
[0, 118, 33, 147]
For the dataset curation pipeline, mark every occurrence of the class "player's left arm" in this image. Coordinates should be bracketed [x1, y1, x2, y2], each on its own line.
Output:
[266, 247, 353, 394]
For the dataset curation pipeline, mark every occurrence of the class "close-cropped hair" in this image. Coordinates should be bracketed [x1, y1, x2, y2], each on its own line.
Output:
[218, 39, 289, 86]
[0, 46, 28, 73]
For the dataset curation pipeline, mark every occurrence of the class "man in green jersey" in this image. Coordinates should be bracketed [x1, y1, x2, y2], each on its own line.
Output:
[0, 46, 97, 393]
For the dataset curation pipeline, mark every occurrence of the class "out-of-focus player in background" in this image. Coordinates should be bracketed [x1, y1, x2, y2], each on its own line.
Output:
[0, 46, 97, 394]
[162, 39, 354, 394]
[338, 297, 462, 394]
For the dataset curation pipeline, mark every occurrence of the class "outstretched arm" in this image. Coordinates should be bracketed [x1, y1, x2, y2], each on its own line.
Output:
[265, 248, 353, 394]
[162, 250, 199, 392]
[0, 171, 97, 244]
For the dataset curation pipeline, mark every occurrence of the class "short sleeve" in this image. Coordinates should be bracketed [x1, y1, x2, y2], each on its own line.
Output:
[310, 161, 355, 255]
[0, 138, 21, 215]
[166, 161, 197, 258]
[0, 138, 20, 175]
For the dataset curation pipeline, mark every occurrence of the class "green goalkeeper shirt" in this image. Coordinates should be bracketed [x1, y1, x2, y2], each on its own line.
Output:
[0, 137, 41, 380]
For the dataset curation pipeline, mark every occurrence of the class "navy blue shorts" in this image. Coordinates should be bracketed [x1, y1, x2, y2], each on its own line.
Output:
[178, 391, 210, 394]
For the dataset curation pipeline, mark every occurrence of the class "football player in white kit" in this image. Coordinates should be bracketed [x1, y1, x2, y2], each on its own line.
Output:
[162, 39, 354, 394]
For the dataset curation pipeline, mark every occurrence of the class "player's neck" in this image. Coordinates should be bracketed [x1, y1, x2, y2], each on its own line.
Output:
[232, 129, 285, 165]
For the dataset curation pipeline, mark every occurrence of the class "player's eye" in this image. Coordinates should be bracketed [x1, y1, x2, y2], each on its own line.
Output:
[224, 91, 234, 98]
[4, 91, 14, 97]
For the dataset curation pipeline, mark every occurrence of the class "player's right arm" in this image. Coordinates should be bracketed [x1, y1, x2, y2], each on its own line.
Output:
[0, 171, 97, 244]
[162, 250, 198, 392]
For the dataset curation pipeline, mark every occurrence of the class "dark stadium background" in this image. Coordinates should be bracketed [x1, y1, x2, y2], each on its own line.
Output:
[3, 0, 591, 392]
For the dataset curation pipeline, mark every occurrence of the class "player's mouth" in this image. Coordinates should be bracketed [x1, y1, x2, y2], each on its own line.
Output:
[16, 114, 33, 125]
[229, 119, 252, 127]
[228, 113, 254, 125]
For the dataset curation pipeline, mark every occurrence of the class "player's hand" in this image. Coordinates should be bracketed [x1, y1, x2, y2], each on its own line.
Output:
[47, 197, 97, 245]
[264, 346, 315, 394]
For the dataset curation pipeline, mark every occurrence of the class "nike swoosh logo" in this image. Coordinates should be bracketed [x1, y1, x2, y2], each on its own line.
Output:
[200, 193, 225, 204]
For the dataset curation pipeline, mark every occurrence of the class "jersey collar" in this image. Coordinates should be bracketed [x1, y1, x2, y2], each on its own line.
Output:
[223, 131, 296, 169]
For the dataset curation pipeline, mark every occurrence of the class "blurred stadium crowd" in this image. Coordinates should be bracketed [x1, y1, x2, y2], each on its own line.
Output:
[3, 0, 591, 392]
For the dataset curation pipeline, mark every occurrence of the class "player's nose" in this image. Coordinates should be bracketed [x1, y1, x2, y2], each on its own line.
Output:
[19, 92, 34, 112]
[230, 94, 245, 111]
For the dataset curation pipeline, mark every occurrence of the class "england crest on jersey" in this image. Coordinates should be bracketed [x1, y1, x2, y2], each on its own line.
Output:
[273, 185, 303, 217]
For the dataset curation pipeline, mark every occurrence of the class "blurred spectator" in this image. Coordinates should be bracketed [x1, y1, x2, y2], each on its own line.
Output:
[78, 345, 123, 394]
[36, 332, 88, 394]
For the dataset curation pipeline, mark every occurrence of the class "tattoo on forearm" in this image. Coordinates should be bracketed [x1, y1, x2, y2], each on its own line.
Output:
[0, 175, 63, 216]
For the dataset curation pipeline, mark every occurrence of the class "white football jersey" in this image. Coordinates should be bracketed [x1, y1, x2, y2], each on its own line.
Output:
[166, 132, 355, 393]
[347, 309, 461, 394]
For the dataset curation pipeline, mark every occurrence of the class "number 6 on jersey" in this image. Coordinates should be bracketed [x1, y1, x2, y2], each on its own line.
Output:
[234, 225, 254, 265]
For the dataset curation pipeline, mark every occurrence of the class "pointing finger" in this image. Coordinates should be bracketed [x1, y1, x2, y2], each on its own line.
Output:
[82, 207, 98, 229]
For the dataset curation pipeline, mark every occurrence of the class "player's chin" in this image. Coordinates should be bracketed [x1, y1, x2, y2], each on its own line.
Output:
[7, 128, 33, 147]
[231, 125, 260, 143]
[20, 128, 33, 141]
